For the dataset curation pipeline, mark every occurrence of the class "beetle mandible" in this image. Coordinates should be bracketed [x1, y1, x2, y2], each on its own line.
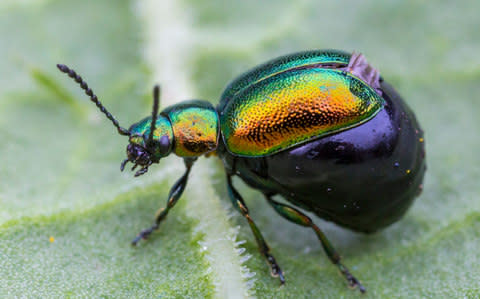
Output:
[57, 50, 426, 293]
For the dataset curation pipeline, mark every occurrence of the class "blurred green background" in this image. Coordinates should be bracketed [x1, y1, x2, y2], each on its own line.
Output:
[1, 0, 479, 298]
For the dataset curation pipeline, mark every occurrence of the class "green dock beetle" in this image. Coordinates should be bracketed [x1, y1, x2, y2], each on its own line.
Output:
[57, 50, 426, 293]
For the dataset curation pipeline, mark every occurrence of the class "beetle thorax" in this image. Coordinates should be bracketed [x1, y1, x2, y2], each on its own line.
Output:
[166, 102, 219, 157]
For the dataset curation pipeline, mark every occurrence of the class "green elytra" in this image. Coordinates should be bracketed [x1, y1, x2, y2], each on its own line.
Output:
[220, 67, 384, 156]
[56, 50, 384, 293]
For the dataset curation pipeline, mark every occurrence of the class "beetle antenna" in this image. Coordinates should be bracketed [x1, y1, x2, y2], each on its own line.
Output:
[56, 64, 130, 136]
[147, 85, 160, 146]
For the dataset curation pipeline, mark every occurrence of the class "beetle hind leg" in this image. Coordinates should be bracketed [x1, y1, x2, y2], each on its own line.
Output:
[265, 196, 366, 293]
[226, 175, 285, 284]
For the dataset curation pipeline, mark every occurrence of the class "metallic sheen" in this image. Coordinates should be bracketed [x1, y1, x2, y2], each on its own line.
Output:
[221, 68, 384, 156]
[165, 101, 219, 157]
[128, 115, 174, 160]
[219, 50, 351, 112]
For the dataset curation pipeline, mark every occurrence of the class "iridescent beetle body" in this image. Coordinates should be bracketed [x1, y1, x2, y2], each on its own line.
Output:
[219, 50, 384, 157]
[216, 51, 425, 233]
[57, 50, 426, 293]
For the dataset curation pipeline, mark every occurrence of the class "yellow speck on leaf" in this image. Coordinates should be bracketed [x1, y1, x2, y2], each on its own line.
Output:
[49, 236, 55, 243]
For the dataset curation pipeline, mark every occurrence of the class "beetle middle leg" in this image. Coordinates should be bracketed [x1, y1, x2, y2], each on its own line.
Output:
[265, 195, 366, 293]
[131, 158, 197, 245]
[226, 175, 285, 284]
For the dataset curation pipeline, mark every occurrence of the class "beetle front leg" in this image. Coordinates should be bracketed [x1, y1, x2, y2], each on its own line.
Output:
[265, 196, 366, 293]
[131, 158, 197, 245]
[226, 175, 285, 284]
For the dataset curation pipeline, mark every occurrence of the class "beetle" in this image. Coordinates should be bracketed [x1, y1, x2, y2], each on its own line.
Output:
[57, 49, 426, 293]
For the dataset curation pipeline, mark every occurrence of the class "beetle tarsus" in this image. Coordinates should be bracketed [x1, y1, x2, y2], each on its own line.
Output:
[120, 158, 129, 171]
[267, 254, 285, 284]
[338, 263, 366, 293]
[131, 225, 159, 246]
[134, 166, 149, 177]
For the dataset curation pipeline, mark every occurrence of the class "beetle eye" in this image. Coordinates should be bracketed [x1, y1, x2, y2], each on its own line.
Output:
[159, 135, 170, 155]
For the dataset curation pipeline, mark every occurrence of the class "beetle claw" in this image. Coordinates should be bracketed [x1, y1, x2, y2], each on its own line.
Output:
[340, 264, 366, 293]
[349, 280, 366, 294]
[267, 256, 285, 284]
[134, 166, 149, 177]
[131, 224, 159, 245]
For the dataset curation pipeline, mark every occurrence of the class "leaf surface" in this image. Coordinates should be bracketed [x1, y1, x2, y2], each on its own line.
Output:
[1, 0, 479, 298]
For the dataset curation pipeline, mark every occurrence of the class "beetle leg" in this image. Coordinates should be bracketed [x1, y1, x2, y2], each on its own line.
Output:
[265, 196, 366, 293]
[226, 175, 285, 284]
[131, 158, 197, 245]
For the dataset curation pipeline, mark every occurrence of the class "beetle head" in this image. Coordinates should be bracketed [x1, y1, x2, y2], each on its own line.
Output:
[122, 111, 174, 177]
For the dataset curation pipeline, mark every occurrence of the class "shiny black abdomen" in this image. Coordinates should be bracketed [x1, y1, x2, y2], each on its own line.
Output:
[217, 81, 426, 233]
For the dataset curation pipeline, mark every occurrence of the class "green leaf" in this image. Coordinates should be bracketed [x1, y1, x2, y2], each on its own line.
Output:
[1, 0, 479, 298]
